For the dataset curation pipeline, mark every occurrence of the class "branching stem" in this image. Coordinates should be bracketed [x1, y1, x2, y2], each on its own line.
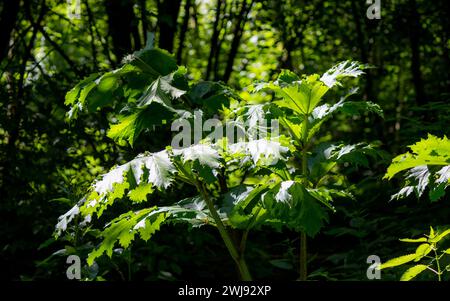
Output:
[195, 181, 252, 281]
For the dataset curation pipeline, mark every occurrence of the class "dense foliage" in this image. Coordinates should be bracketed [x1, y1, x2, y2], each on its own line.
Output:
[0, 0, 448, 281]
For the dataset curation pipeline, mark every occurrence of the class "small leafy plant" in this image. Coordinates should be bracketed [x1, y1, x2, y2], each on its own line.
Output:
[384, 134, 450, 201]
[379, 227, 450, 281]
[56, 43, 383, 280]
[382, 134, 450, 281]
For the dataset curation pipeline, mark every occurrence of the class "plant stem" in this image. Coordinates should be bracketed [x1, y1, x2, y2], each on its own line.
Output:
[299, 232, 307, 280]
[196, 181, 252, 280]
[299, 114, 310, 281]
[301, 115, 309, 178]
[240, 229, 249, 255]
[240, 205, 262, 255]
[434, 248, 442, 281]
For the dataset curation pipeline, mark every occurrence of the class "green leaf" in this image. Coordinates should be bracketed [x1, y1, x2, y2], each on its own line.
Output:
[272, 74, 329, 115]
[312, 99, 383, 121]
[169, 196, 213, 226]
[278, 69, 300, 83]
[311, 142, 381, 171]
[87, 208, 156, 265]
[274, 181, 296, 207]
[403, 166, 430, 197]
[414, 243, 432, 261]
[429, 182, 446, 202]
[294, 188, 328, 237]
[429, 228, 450, 243]
[308, 99, 383, 141]
[399, 237, 428, 243]
[429, 226, 435, 239]
[128, 47, 177, 76]
[86, 150, 175, 214]
[55, 204, 80, 236]
[128, 183, 154, 203]
[385, 135, 450, 180]
[400, 265, 428, 281]
[267, 182, 329, 237]
[107, 103, 182, 146]
[436, 166, 450, 185]
[134, 210, 167, 241]
[189, 81, 235, 114]
[320, 60, 365, 88]
[379, 254, 417, 269]
[386, 135, 450, 202]
[66, 47, 178, 120]
[108, 181, 130, 201]
[222, 184, 270, 229]
[269, 259, 294, 270]
[174, 144, 221, 169]
[430, 166, 450, 201]
[65, 73, 101, 119]
[136, 72, 186, 108]
[65, 73, 100, 106]
[306, 187, 339, 211]
[228, 139, 289, 166]
[390, 186, 415, 201]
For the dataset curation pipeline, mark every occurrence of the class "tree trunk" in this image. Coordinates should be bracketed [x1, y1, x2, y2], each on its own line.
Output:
[157, 0, 182, 53]
[408, 0, 426, 106]
[213, 0, 229, 81]
[176, 0, 191, 64]
[139, 0, 149, 44]
[105, 0, 137, 62]
[3, 1, 46, 201]
[351, 0, 373, 101]
[0, 0, 20, 64]
[206, 0, 222, 80]
[222, 0, 254, 83]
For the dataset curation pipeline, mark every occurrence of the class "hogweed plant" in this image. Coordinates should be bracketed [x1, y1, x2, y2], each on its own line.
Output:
[56, 42, 384, 280]
[381, 135, 450, 280]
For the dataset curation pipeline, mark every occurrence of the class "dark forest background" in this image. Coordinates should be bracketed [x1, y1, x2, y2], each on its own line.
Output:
[0, 0, 449, 280]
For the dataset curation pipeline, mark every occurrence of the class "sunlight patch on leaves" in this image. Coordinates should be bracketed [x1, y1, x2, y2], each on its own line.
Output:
[400, 265, 428, 281]
[228, 139, 289, 166]
[89, 150, 175, 210]
[87, 208, 167, 266]
[385, 134, 450, 180]
[274, 181, 295, 206]
[55, 204, 80, 236]
[385, 135, 450, 202]
[173, 144, 221, 168]
[378, 254, 417, 269]
[136, 72, 186, 108]
[320, 60, 365, 88]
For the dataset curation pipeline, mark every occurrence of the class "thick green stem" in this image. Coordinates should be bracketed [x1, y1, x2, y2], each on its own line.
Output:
[196, 182, 252, 281]
[301, 115, 309, 178]
[240, 229, 249, 255]
[299, 114, 309, 281]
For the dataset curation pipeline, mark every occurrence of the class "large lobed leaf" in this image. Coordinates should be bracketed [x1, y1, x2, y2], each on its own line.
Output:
[320, 60, 366, 88]
[87, 207, 167, 265]
[263, 181, 331, 237]
[385, 134, 450, 202]
[65, 47, 178, 120]
[385, 134, 450, 180]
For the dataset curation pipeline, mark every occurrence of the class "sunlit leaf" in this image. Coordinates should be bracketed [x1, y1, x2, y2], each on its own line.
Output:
[400, 265, 428, 281]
